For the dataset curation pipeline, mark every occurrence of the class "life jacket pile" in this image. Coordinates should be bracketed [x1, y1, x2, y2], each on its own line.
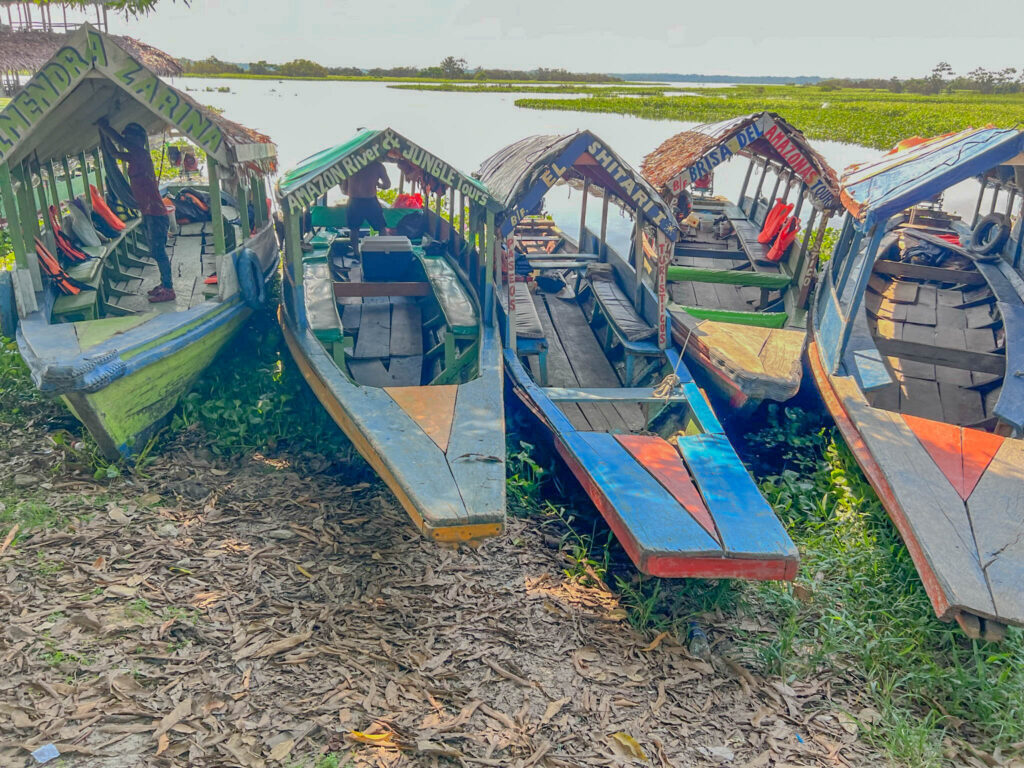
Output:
[47, 206, 90, 264]
[758, 198, 802, 263]
[90, 185, 127, 233]
[34, 238, 95, 296]
[174, 188, 211, 224]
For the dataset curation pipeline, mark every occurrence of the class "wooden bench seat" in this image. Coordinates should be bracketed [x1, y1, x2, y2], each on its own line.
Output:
[413, 246, 477, 336]
[512, 281, 549, 384]
[588, 276, 662, 386]
[666, 264, 791, 289]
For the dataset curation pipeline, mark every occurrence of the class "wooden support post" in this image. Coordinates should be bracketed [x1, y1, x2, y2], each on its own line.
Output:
[10, 164, 42, 291]
[32, 163, 56, 254]
[484, 208, 495, 327]
[77, 152, 92, 213]
[458, 191, 466, 241]
[0, 163, 29, 271]
[750, 158, 768, 221]
[738, 160, 755, 207]
[398, 170, 405, 195]
[599, 193, 609, 259]
[655, 230, 670, 349]
[45, 160, 61, 209]
[61, 156, 75, 203]
[207, 160, 226, 254]
[237, 176, 251, 237]
[792, 182, 807, 220]
[448, 186, 456, 249]
[971, 185, 985, 229]
[632, 217, 644, 308]
[767, 167, 783, 209]
[578, 178, 590, 248]
[285, 210, 305, 329]
[91, 147, 103, 196]
[989, 187, 999, 215]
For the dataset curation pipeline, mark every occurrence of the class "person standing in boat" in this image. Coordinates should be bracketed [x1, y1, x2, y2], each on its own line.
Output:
[345, 160, 391, 252]
[96, 118, 176, 303]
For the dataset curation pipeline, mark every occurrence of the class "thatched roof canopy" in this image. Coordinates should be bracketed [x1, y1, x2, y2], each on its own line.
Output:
[642, 112, 840, 211]
[0, 25, 181, 76]
[0, 24, 273, 175]
[476, 131, 677, 240]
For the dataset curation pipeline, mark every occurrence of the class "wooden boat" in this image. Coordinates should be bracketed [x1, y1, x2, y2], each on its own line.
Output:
[477, 131, 798, 579]
[276, 129, 506, 542]
[810, 127, 1024, 640]
[640, 113, 841, 411]
[4, 26, 278, 459]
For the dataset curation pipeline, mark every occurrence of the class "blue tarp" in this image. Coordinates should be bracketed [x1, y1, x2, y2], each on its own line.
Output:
[841, 127, 1024, 229]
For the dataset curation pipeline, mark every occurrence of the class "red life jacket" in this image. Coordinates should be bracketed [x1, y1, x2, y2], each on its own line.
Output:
[34, 239, 94, 296]
[90, 185, 127, 232]
[766, 217, 801, 263]
[758, 199, 793, 244]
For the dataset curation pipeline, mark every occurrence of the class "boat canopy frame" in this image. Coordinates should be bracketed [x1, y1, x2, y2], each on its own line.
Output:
[275, 127, 503, 336]
[475, 130, 678, 354]
[641, 112, 841, 214]
[0, 23, 277, 319]
[817, 126, 1024, 376]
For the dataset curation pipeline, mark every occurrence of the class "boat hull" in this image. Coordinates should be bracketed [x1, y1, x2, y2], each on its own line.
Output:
[279, 306, 505, 542]
[62, 308, 247, 458]
[808, 340, 1024, 638]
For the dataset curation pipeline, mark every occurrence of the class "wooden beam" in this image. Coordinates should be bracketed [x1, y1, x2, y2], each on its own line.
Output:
[874, 338, 1006, 375]
[333, 281, 430, 298]
[0, 163, 29, 271]
[600, 193, 609, 258]
[91, 148, 104, 196]
[78, 152, 92, 214]
[236, 177, 251, 236]
[872, 259, 987, 285]
[578, 178, 590, 247]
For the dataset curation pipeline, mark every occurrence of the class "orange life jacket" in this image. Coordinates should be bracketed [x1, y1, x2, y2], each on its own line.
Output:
[758, 199, 793, 244]
[48, 206, 89, 263]
[90, 185, 127, 232]
[34, 238, 94, 296]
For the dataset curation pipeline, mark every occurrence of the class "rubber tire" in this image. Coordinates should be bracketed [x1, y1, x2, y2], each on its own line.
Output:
[234, 248, 266, 310]
[971, 213, 1010, 256]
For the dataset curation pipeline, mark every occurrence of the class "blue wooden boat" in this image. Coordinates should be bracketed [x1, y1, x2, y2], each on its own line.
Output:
[476, 131, 798, 579]
[640, 113, 841, 411]
[810, 127, 1024, 640]
[2, 26, 278, 459]
[276, 129, 506, 542]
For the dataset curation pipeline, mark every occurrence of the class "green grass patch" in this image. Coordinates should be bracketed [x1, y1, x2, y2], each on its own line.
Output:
[513, 84, 1024, 149]
[182, 72, 618, 86]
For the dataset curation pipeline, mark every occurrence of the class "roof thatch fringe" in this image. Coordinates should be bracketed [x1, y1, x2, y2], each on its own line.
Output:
[0, 25, 181, 76]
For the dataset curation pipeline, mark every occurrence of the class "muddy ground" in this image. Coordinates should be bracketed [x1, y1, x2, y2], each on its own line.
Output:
[0, 413, 885, 768]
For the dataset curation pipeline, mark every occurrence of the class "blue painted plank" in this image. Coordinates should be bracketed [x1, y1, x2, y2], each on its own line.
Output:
[680, 381, 724, 434]
[852, 349, 893, 392]
[993, 300, 1024, 430]
[572, 431, 721, 557]
[677, 433, 797, 559]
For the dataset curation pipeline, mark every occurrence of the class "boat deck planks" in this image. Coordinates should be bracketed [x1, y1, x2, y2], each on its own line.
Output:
[353, 297, 391, 359]
[538, 292, 645, 432]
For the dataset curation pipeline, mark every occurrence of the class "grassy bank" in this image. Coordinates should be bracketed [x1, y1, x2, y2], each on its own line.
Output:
[3, 314, 1022, 767]
[387, 82, 677, 95]
[513, 85, 1024, 149]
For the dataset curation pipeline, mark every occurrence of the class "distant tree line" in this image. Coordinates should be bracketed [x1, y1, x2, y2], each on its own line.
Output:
[179, 55, 618, 82]
[817, 63, 1024, 95]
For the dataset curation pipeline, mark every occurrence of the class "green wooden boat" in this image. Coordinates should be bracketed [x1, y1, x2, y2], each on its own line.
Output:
[276, 129, 507, 542]
[3, 25, 278, 459]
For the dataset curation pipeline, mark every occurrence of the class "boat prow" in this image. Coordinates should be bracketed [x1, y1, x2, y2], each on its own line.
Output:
[281, 310, 504, 541]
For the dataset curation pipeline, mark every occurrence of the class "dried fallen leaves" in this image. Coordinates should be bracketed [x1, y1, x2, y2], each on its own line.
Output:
[0, 430, 888, 768]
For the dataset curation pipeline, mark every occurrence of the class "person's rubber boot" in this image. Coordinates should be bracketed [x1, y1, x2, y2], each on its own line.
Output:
[148, 286, 176, 303]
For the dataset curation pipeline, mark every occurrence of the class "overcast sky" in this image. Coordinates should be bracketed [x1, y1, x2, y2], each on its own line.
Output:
[107, 0, 1024, 79]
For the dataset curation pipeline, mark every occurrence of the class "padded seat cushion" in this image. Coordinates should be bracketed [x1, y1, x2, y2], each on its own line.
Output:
[514, 281, 544, 339]
[591, 279, 655, 342]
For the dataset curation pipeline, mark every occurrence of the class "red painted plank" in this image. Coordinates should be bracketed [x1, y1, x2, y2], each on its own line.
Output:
[614, 434, 720, 544]
[962, 427, 1005, 500]
[902, 414, 966, 497]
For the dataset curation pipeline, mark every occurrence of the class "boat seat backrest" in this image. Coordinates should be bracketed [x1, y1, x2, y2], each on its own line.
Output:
[513, 281, 545, 340]
[310, 204, 422, 231]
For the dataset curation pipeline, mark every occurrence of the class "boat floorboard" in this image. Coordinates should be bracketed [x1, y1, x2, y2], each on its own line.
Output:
[531, 290, 645, 432]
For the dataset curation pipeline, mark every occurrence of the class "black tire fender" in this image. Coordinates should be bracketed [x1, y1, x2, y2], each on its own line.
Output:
[971, 213, 1010, 256]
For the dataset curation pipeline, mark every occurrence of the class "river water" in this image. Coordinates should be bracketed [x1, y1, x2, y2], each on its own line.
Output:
[178, 78, 985, 253]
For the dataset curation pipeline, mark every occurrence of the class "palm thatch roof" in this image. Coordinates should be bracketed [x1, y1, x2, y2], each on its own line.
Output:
[642, 112, 840, 211]
[0, 25, 181, 75]
[476, 131, 677, 239]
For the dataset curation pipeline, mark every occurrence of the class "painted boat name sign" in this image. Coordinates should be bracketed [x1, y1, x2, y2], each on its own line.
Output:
[666, 115, 836, 210]
[501, 132, 677, 240]
[283, 130, 493, 214]
[0, 26, 228, 165]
